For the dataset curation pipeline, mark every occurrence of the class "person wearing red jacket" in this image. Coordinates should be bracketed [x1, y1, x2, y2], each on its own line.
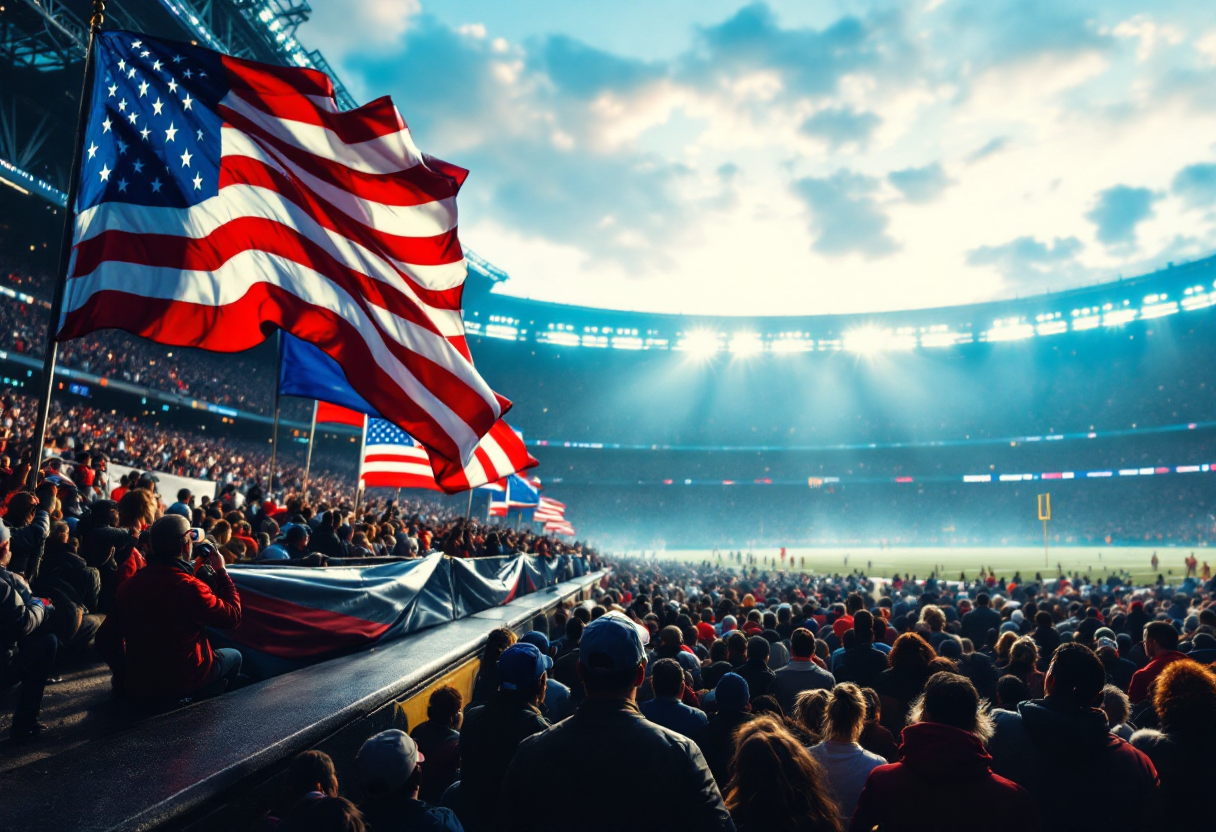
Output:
[851, 672, 1040, 832]
[1128, 621, 1188, 706]
[96, 514, 243, 704]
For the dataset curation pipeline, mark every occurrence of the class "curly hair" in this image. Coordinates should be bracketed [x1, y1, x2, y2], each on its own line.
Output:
[117, 488, 157, 528]
[725, 717, 843, 832]
[1153, 660, 1216, 743]
[920, 604, 946, 632]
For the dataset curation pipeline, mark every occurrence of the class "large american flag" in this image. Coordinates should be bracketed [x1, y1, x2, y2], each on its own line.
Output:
[360, 416, 537, 492]
[61, 31, 506, 474]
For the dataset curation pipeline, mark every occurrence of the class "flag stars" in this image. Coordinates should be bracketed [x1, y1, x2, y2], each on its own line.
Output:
[192, 173, 203, 190]
[152, 59, 163, 71]
[116, 138, 128, 154]
[127, 67, 136, 79]
[118, 98, 127, 112]
[181, 149, 193, 167]
[152, 97, 164, 116]
[140, 50, 150, 58]
[165, 122, 178, 142]
[168, 79, 178, 93]
[183, 68, 193, 79]
[86, 142, 99, 160]
[181, 94, 194, 111]
[139, 80, 149, 97]
[99, 164, 111, 182]
[127, 111, 138, 125]
[131, 40, 142, 49]
[132, 159, 144, 174]
[117, 178, 129, 193]
[101, 116, 112, 133]
[107, 84, 117, 97]
[151, 178, 162, 193]
[118, 59, 126, 71]
[173, 55, 183, 63]
[196, 128, 204, 141]
[140, 126, 151, 141]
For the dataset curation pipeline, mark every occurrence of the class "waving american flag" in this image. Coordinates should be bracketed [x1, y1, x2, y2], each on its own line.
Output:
[60, 31, 506, 473]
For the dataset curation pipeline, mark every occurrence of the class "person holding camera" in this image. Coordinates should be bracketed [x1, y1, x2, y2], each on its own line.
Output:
[96, 514, 244, 705]
[0, 521, 58, 739]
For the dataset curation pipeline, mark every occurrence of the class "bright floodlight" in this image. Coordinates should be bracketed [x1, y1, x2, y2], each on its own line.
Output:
[680, 330, 720, 356]
[729, 333, 762, 356]
[843, 326, 887, 354]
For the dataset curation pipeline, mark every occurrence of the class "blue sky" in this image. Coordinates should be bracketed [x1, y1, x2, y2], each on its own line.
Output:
[306, 1, 1216, 315]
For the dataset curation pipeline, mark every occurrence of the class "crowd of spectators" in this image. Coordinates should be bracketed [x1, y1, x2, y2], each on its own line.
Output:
[242, 555, 1216, 831]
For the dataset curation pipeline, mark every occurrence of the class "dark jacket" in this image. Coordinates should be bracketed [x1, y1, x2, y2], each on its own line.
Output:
[1031, 624, 1061, 669]
[851, 722, 1038, 832]
[960, 605, 1002, 645]
[694, 710, 757, 787]
[988, 698, 1158, 832]
[874, 666, 929, 734]
[1130, 729, 1216, 830]
[310, 523, 347, 559]
[769, 659, 834, 714]
[94, 559, 242, 701]
[457, 692, 549, 832]
[0, 566, 47, 664]
[6, 510, 50, 581]
[834, 643, 888, 689]
[502, 697, 734, 832]
[733, 657, 775, 699]
[33, 543, 101, 613]
[359, 794, 463, 832]
[410, 720, 461, 806]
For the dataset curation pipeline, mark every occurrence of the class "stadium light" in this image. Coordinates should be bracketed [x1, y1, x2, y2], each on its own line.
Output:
[678, 330, 720, 357]
[843, 326, 913, 353]
[728, 333, 763, 356]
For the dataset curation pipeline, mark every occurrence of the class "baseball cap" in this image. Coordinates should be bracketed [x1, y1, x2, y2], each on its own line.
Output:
[354, 729, 422, 795]
[714, 673, 750, 712]
[1097, 637, 1119, 651]
[578, 610, 649, 674]
[519, 630, 551, 653]
[498, 643, 553, 690]
[0, 521, 10, 545]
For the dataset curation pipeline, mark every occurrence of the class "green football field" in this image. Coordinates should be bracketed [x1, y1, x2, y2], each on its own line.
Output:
[623, 546, 1214, 587]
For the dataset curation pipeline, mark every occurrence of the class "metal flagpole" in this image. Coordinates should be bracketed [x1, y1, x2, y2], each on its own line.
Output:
[353, 414, 368, 518]
[266, 330, 283, 495]
[301, 399, 317, 502]
[27, 1, 106, 489]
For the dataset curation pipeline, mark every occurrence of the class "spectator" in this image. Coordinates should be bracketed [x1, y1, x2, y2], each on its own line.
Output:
[652, 624, 703, 690]
[770, 627, 834, 714]
[994, 674, 1032, 712]
[1129, 660, 1216, 829]
[640, 657, 708, 738]
[960, 592, 1001, 646]
[834, 610, 888, 689]
[95, 514, 243, 704]
[468, 627, 516, 707]
[1097, 636, 1137, 693]
[857, 687, 899, 762]
[279, 795, 365, 832]
[725, 717, 842, 832]
[518, 630, 572, 721]
[734, 636, 776, 700]
[5, 483, 54, 580]
[456, 642, 550, 831]
[1031, 610, 1060, 670]
[268, 750, 339, 826]
[873, 632, 935, 734]
[0, 521, 57, 739]
[1005, 637, 1045, 698]
[1101, 684, 1135, 741]
[410, 685, 463, 806]
[1128, 621, 1187, 706]
[167, 489, 193, 520]
[354, 729, 462, 832]
[501, 611, 733, 832]
[852, 672, 1039, 832]
[807, 683, 885, 826]
[695, 672, 757, 787]
[988, 643, 1158, 832]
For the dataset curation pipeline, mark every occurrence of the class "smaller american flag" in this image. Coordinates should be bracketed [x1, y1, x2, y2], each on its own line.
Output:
[532, 496, 566, 523]
[544, 519, 575, 537]
[360, 418, 436, 491]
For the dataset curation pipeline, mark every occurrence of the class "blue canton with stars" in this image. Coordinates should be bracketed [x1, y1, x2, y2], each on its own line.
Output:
[77, 31, 229, 212]
[366, 419, 420, 449]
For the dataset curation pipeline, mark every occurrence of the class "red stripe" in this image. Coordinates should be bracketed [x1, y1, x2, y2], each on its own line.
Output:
[363, 452, 429, 463]
[233, 589, 391, 659]
[362, 471, 440, 490]
[316, 401, 365, 426]
[230, 87, 406, 143]
[58, 285, 492, 463]
[223, 54, 335, 101]
[222, 105, 461, 207]
[221, 155, 465, 302]
[73, 217, 449, 338]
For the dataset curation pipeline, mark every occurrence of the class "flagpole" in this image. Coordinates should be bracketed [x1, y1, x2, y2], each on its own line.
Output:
[352, 414, 368, 518]
[27, 1, 105, 489]
[301, 399, 317, 502]
[267, 330, 283, 496]
[465, 488, 474, 519]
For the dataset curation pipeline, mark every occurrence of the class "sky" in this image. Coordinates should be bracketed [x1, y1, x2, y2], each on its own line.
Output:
[303, 1, 1216, 316]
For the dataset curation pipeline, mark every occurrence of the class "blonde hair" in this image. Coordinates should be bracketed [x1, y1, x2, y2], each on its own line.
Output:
[920, 604, 946, 631]
[995, 631, 1018, 663]
[822, 683, 866, 743]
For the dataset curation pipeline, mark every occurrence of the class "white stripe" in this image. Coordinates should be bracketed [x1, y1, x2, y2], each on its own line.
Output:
[364, 444, 430, 460]
[222, 91, 425, 173]
[62, 253, 492, 457]
[361, 460, 435, 477]
[74, 182, 467, 331]
[479, 432, 516, 479]
[223, 128, 458, 239]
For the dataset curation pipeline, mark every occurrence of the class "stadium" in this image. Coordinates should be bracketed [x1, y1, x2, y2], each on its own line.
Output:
[2, 2, 1215, 831]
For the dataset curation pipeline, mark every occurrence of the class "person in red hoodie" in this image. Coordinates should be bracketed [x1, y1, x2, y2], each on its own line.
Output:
[851, 671, 1039, 832]
[1128, 621, 1188, 706]
[96, 514, 243, 704]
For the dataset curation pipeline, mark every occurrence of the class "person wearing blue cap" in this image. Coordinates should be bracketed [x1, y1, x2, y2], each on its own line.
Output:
[501, 611, 733, 832]
[456, 641, 551, 832]
[693, 672, 756, 787]
[519, 630, 573, 721]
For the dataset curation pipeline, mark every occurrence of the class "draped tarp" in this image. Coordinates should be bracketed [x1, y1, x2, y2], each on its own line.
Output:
[216, 553, 591, 680]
